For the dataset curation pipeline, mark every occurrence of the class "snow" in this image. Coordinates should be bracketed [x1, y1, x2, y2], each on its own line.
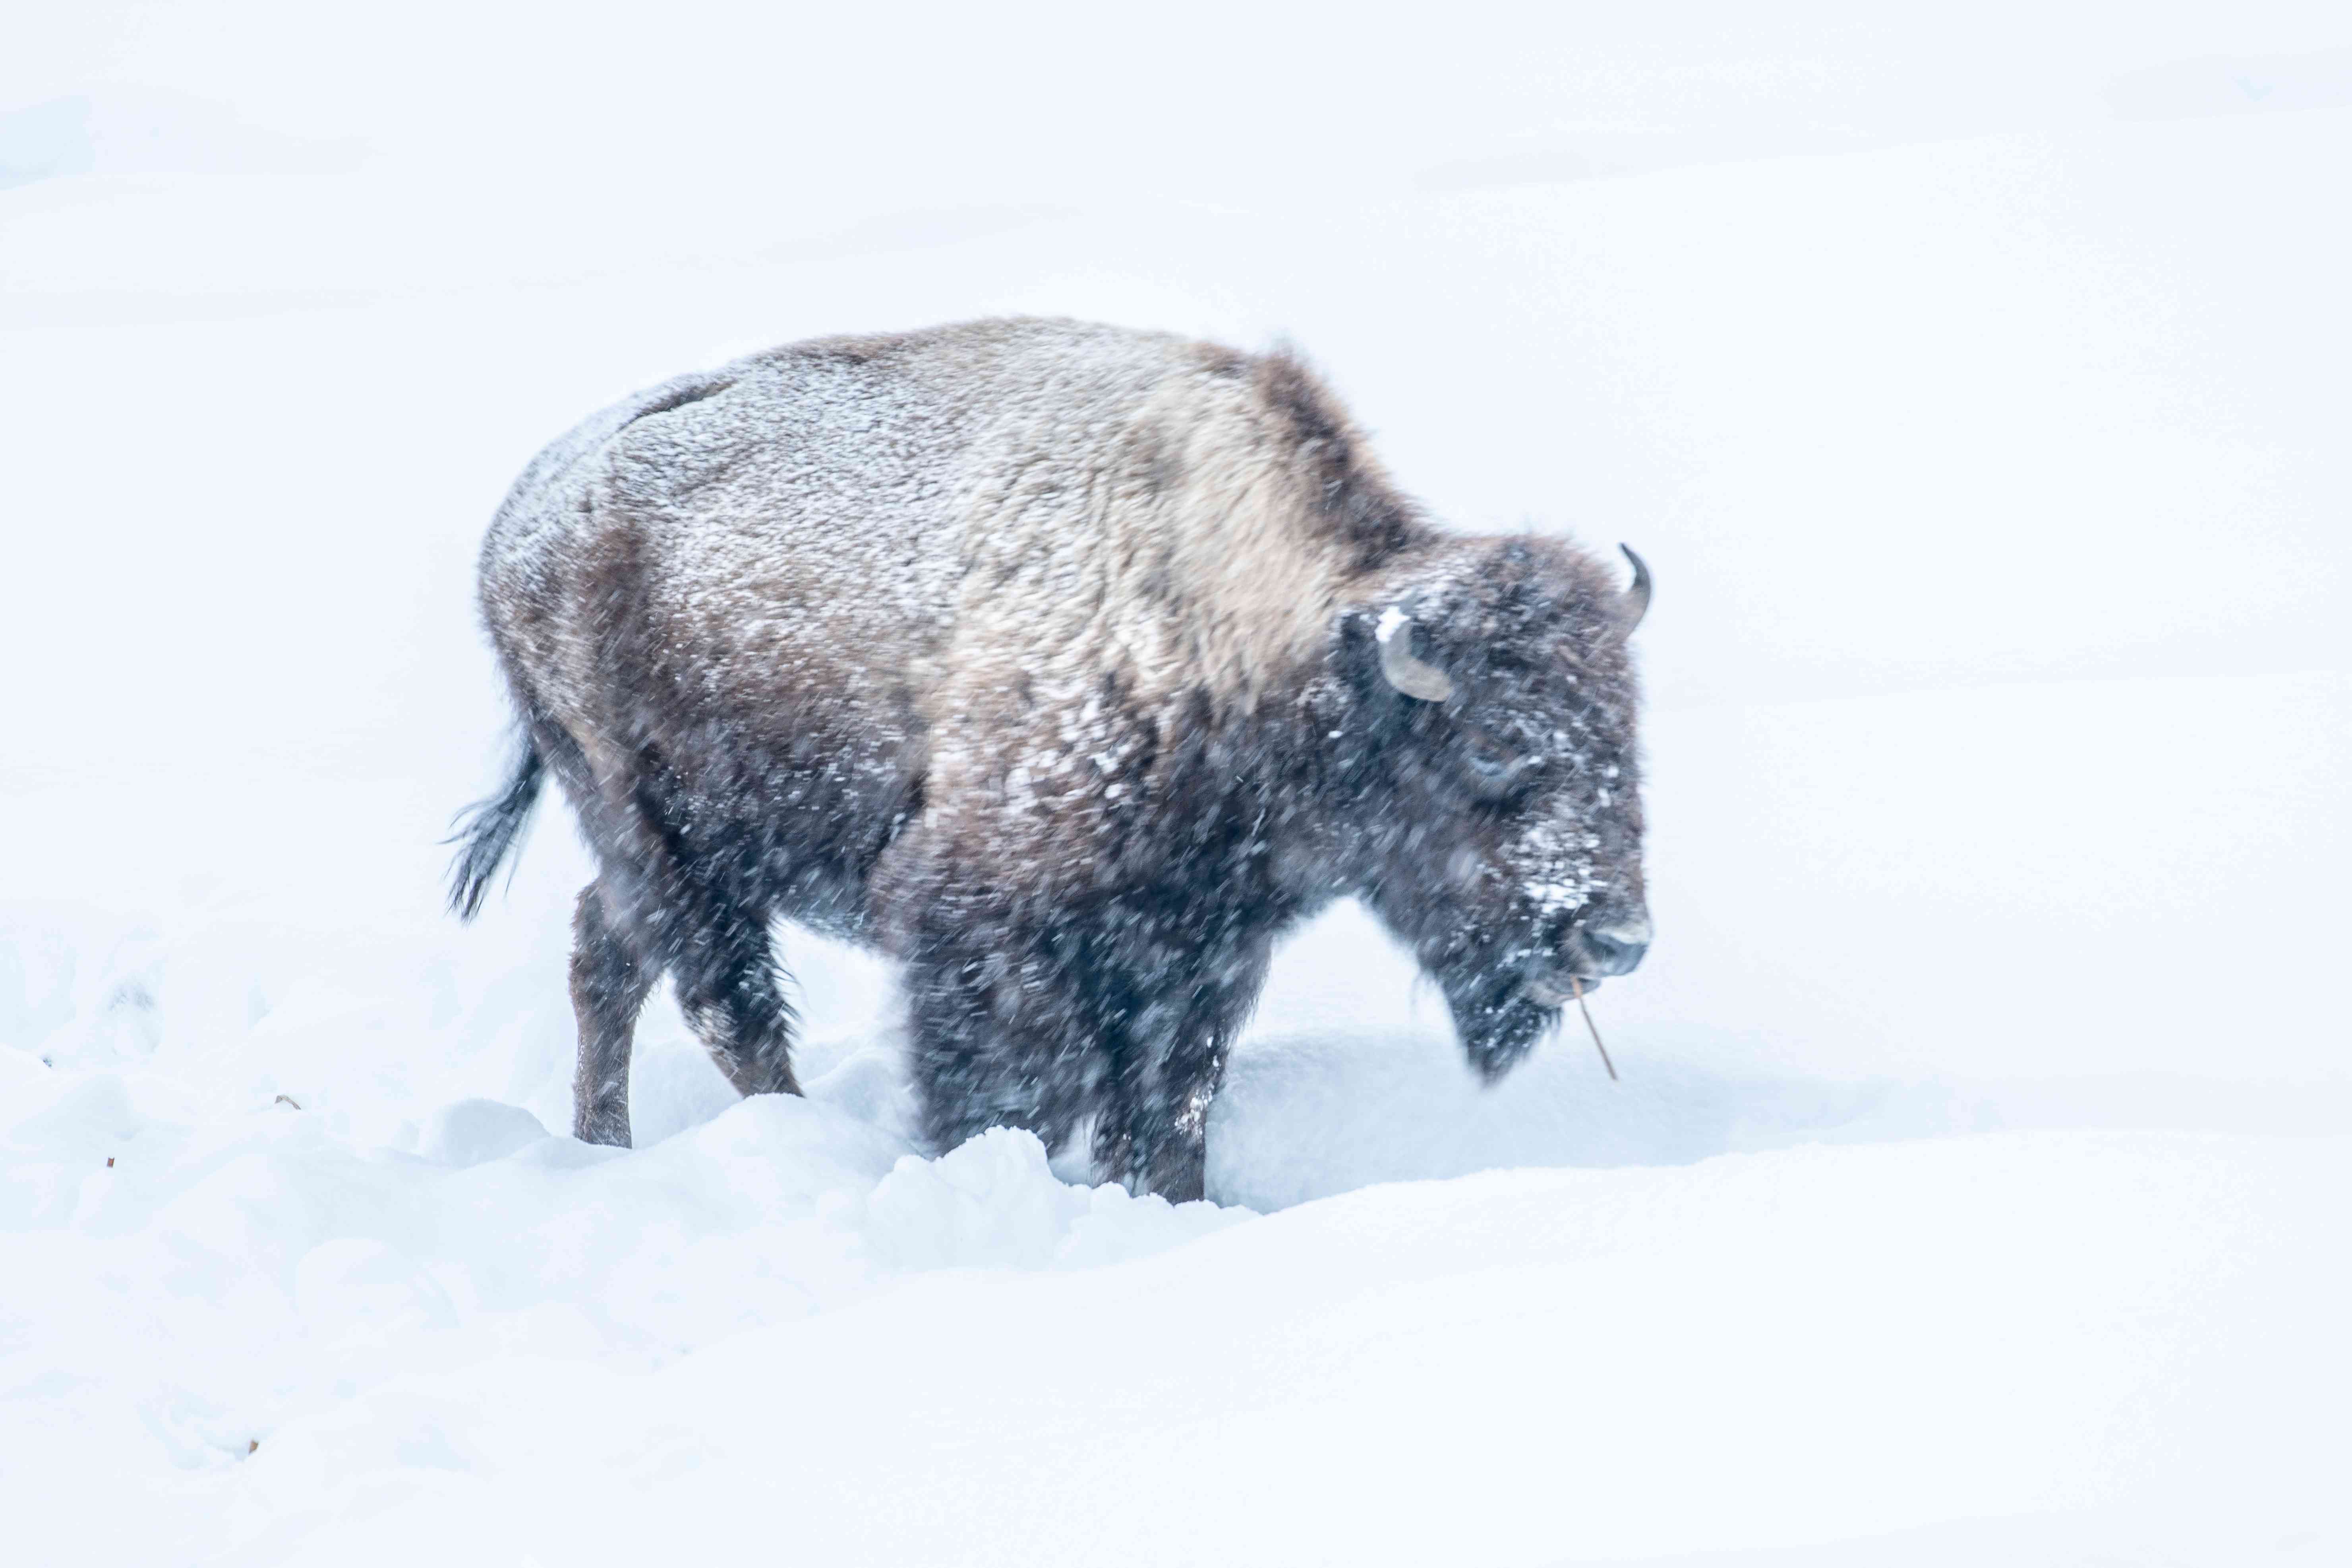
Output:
[9, 1067, 2342, 1563]
[6, 3, 2350, 1563]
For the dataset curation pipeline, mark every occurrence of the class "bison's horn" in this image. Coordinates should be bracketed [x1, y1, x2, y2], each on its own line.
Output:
[1375, 606, 1455, 702]
[1618, 543, 1652, 633]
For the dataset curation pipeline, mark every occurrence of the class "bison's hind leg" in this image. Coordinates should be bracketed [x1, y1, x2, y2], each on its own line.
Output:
[571, 882, 657, 1146]
[670, 895, 802, 1102]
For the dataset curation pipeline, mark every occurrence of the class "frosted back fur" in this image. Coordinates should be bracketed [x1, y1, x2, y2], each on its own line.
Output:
[456, 317, 1652, 1199]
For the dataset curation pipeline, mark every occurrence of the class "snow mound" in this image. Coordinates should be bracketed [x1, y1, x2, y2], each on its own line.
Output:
[0, 1066, 1244, 1555]
[6, 1033, 2345, 1564]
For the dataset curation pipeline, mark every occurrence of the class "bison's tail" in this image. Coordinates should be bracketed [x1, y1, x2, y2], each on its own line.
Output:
[445, 728, 546, 920]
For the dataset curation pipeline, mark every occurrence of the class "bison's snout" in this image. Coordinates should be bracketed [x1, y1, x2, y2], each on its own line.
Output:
[1567, 913, 1652, 979]
[1519, 912, 1651, 1008]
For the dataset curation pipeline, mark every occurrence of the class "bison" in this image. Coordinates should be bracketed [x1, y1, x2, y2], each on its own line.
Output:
[450, 317, 1652, 1199]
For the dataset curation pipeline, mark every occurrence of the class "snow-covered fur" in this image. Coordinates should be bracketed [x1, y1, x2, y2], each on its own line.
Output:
[454, 317, 1652, 1198]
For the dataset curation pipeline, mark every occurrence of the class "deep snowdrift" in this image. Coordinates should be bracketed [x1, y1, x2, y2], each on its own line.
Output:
[6, 1058, 2344, 1564]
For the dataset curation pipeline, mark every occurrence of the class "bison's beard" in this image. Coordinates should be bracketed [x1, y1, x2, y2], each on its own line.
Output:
[1439, 963, 1561, 1082]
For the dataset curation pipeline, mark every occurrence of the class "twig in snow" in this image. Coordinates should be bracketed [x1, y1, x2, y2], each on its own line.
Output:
[273, 1094, 302, 1110]
[1570, 976, 1618, 1082]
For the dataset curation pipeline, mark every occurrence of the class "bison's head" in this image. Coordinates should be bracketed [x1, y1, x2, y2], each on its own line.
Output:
[1340, 536, 1652, 1080]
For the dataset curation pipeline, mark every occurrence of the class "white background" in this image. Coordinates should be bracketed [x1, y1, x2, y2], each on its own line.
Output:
[4, 5, 2347, 1563]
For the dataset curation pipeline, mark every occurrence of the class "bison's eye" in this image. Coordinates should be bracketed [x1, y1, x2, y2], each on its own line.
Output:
[1462, 734, 1543, 800]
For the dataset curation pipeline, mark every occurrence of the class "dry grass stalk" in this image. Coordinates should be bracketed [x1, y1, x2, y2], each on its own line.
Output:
[1569, 975, 1619, 1082]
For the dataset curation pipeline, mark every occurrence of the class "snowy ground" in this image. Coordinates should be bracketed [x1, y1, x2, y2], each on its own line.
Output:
[6, 5, 2350, 1563]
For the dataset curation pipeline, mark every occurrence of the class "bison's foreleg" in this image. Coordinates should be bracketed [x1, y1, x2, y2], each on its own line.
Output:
[901, 893, 1271, 1203]
[900, 919, 1106, 1181]
[1092, 928, 1271, 1203]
